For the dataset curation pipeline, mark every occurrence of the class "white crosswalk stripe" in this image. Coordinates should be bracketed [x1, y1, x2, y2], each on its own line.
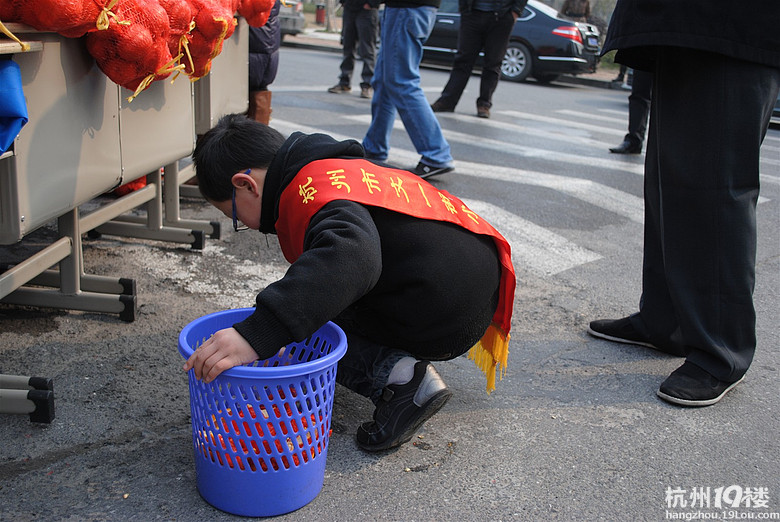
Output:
[502, 110, 626, 137]
[556, 109, 627, 125]
[454, 161, 645, 223]
[435, 112, 616, 149]
[341, 114, 646, 175]
[462, 199, 602, 276]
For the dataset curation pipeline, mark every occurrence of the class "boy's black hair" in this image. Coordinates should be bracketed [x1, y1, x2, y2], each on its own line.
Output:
[192, 113, 286, 202]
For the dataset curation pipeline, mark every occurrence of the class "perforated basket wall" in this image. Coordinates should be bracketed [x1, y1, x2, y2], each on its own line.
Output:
[178, 308, 347, 517]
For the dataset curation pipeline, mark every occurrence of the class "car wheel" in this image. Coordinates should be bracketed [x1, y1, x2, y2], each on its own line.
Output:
[501, 42, 532, 82]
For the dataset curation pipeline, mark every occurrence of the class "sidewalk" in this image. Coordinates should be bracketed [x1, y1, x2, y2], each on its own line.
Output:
[282, 23, 621, 89]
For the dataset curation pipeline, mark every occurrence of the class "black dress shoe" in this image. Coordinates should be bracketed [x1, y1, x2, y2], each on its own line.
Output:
[657, 361, 744, 407]
[588, 315, 687, 356]
[609, 140, 642, 154]
[356, 361, 452, 452]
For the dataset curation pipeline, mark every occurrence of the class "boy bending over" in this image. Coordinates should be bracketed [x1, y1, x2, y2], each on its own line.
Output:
[184, 114, 515, 451]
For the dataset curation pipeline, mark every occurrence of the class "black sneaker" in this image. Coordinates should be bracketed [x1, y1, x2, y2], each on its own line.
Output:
[356, 361, 452, 452]
[412, 162, 454, 179]
[657, 361, 744, 407]
[588, 316, 686, 357]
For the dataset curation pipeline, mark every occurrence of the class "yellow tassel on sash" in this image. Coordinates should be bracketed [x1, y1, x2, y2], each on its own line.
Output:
[468, 323, 509, 394]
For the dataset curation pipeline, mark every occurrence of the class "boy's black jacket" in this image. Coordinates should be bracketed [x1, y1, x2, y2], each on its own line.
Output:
[234, 132, 500, 361]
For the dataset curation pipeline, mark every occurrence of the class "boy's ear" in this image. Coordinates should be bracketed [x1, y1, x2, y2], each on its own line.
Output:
[231, 170, 259, 194]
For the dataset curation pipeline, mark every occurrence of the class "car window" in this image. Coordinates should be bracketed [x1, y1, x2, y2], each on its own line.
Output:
[518, 6, 534, 21]
[528, 0, 560, 18]
[438, 0, 459, 14]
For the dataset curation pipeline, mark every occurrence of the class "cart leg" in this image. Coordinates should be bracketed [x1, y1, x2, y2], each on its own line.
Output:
[92, 161, 222, 249]
[0, 375, 55, 423]
[1, 209, 138, 321]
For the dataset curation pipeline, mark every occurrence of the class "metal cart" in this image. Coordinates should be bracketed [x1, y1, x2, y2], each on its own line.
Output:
[0, 20, 248, 321]
[0, 19, 249, 421]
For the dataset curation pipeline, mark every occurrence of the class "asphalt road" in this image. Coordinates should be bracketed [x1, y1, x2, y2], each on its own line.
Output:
[1, 47, 779, 521]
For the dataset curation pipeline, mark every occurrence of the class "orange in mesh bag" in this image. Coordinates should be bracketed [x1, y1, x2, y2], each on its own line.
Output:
[86, 0, 183, 101]
[185, 0, 237, 79]
[238, 0, 275, 28]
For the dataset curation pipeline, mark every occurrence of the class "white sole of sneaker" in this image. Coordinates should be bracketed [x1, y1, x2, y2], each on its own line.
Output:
[656, 376, 744, 407]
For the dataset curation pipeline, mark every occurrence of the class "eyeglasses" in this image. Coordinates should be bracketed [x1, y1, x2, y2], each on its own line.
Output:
[231, 169, 252, 232]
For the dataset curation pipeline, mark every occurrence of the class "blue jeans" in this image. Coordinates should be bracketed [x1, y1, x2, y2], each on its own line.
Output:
[362, 6, 453, 168]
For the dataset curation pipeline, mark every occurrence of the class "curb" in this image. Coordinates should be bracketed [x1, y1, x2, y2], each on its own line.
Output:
[557, 74, 624, 90]
[282, 37, 343, 55]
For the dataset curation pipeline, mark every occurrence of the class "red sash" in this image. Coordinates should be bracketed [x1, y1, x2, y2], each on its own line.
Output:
[275, 159, 516, 393]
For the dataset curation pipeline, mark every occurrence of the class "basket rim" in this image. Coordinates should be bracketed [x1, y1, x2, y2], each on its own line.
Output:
[178, 308, 347, 379]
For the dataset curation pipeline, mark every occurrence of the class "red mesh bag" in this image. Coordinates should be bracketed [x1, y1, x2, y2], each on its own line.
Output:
[86, 0, 182, 100]
[185, 0, 237, 79]
[238, 0, 275, 28]
[3, 0, 254, 96]
[158, 0, 197, 76]
[1, 0, 111, 38]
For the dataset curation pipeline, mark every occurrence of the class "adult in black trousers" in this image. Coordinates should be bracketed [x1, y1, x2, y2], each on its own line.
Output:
[588, 0, 780, 407]
[609, 68, 652, 154]
[430, 0, 527, 118]
[327, 0, 380, 99]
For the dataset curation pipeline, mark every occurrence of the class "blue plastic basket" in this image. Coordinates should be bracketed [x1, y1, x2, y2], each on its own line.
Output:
[178, 308, 347, 517]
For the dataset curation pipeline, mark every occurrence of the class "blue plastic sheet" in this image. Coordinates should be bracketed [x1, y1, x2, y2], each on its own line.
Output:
[0, 59, 28, 154]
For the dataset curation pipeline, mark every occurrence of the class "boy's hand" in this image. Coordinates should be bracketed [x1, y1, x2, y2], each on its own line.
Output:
[183, 327, 259, 383]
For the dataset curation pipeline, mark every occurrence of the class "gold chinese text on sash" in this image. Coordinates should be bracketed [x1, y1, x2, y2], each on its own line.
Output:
[275, 159, 516, 393]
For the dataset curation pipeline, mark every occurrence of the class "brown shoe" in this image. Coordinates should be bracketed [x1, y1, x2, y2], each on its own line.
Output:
[360, 85, 372, 98]
[328, 84, 351, 94]
[477, 105, 490, 118]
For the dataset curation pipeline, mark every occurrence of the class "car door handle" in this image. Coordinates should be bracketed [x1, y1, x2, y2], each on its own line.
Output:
[438, 19, 455, 24]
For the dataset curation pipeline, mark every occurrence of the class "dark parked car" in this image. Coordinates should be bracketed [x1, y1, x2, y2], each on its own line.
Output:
[279, 0, 305, 38]
[423, 0, 600, 83]
[772, 92, 780, 127]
